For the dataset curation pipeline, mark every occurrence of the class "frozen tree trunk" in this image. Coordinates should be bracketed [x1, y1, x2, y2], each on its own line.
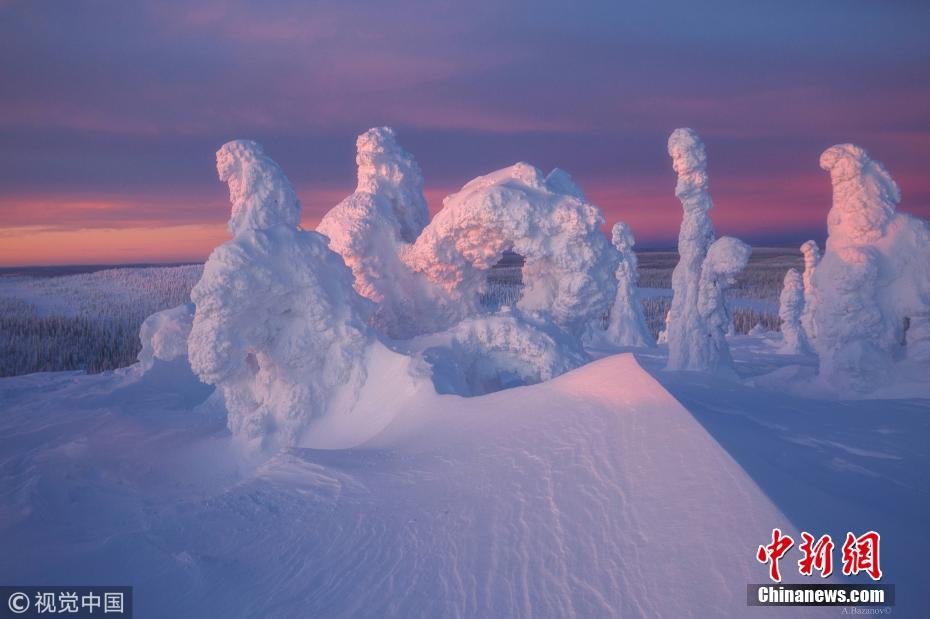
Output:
[778, 268, 810, 354]
[799, 240, 821, 343]
[604, 222, 654, 347]
[665, 128, 717, 371]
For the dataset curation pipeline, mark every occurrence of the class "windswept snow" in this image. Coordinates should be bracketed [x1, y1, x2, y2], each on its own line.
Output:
[0, 354, 844, 618]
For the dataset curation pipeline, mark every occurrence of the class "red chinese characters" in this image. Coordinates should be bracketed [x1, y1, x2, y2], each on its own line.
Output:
[798, 532, 834, 578]
[757, 529, 882, 582]
[841, 531, 882, 581]
[756, 528, 795, 583]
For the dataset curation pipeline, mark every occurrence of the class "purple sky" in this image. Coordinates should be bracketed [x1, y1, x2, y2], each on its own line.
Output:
[1, 0, 929, 264]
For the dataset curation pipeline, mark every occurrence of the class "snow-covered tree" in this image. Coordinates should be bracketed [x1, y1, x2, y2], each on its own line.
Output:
[604, 222, 653, 347]
[799, 240, 820, 343]
[665, 128, 745, 371]
[138, 303, 194, 371]
[404, 163, 618, 337]
[354, 127, 430, 243]
[778, 268, 810, 354]
[189, 140, 372, 449]
[813, 143, 930, 392]
[318, 127, 446, 338]
[696, 237, 752, 372]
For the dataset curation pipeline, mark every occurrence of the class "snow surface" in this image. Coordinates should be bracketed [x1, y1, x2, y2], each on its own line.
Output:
[0, 352, 863, 618]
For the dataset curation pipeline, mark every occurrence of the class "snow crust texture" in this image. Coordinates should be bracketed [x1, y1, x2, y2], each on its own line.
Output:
[778, 268, 810, 354]
[189, 140, 372, 449]
[603, 222, 653, 347]
[813, 144, 930, 392]
[665, 128, 748, 372]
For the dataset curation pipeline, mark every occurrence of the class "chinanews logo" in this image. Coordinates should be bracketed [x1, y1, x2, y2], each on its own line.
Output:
[748, 529, 894, 608]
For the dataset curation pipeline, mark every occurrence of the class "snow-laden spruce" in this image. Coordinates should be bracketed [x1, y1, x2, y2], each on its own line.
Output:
[813, 144, 930, 391]
[799, 240, 821, 343]
[137, 303, 194, 371]
[319, 130, 618, 339]
[778, 268, 810, 354]
[189, 140, 372, 449]
[318, 128, 447, 338]
[664, 128, 748, 372]
[696, 237, 752, 372]
[603, 222, 653, 347]
[405, 163, 618, 337]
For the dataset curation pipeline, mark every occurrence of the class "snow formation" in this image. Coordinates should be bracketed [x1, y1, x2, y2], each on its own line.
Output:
[189, 140, 372, 449]
[799, 240, 821, 343]
[354, 127, 430, 243]
[665, 128, 748, 372]
[696, 236, 752, 372]
[778, 268, 810, 354]
[603, 222, 653, 347]
[411, 310, 589, 396]
[319, 130, 618, 340]
[813, 144, 930, 391]
[404, 163, 618, 337]
[318, 128, 445, 339]
[137, 303, 194, 371]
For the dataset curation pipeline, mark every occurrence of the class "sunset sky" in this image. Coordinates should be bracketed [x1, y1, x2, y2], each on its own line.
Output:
[1, 1, 929, 266]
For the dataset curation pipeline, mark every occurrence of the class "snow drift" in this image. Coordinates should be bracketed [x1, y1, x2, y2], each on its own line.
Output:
[0, 352, 838, 618]
[813, 143, 930, 392]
